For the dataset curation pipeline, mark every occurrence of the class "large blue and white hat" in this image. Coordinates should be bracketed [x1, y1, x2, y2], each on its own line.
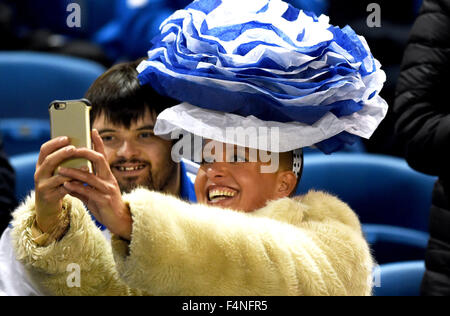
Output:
[137, 0, 388, 154]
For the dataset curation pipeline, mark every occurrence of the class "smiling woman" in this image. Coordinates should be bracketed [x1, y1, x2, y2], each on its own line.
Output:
[195, 140, 298, 212]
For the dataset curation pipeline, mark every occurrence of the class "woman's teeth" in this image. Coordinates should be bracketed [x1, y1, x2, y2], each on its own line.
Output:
[208, 189, 237, 201]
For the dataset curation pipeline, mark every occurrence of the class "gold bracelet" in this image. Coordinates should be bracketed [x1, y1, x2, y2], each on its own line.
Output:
[31, 204, 71, 247]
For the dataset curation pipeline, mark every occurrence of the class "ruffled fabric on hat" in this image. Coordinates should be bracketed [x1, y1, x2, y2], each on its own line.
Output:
[137, 0, 388, 153]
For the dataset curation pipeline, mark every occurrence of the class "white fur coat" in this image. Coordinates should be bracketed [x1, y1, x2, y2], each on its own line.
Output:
[11, 189, 374, 296]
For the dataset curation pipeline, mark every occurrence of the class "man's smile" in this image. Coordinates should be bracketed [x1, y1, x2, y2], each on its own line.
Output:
[112, 163, 148, 176]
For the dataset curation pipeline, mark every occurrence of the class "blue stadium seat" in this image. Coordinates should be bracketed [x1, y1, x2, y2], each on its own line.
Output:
[297, 153, 436, 232]
[0, 51, 105, 119]
[362, 224, 428, 264]
[180, 158, 198, 202]
[9, 152, 39, 202]
[373, 261, 425, 296]
[0, 119, 50, 157]
[0, 51, 105, 156]
[296, 153, 436, 263]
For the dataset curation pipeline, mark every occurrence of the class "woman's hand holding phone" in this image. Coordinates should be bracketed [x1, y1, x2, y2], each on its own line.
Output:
[35, 98, 131, 238]
[57, 130, 133, 241]
[34, 136, 76, 233]
[34, 131, 132, 240]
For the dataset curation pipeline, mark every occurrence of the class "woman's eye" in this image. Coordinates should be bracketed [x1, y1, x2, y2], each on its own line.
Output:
[202, 157, 214, 164]
[232, 155, 247, 163]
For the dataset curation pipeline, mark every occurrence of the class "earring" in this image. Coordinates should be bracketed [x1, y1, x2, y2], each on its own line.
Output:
[292, 148, 303, 178]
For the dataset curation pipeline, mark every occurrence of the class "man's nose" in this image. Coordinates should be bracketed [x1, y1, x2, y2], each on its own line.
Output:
[117, 140, 140, 159]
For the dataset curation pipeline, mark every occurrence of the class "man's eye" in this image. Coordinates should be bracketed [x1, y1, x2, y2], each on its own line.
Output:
[139, 132, 153, 139]
[101, 135, 115, 142]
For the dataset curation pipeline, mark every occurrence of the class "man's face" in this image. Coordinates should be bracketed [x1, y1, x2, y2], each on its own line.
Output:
[194, 141, 284, 213]
[93, 110, 179, 194]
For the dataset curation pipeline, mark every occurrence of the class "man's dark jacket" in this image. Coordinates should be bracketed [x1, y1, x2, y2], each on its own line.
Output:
[0, 145, 17, 234]
[394, 0, 450, 296]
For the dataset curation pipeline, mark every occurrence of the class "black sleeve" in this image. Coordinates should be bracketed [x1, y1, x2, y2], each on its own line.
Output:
[0, 145, 17, 234]
[393, 0, 450, 177]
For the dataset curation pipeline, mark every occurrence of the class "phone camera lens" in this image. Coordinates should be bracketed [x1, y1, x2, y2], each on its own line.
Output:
[54, 103, 66, 110]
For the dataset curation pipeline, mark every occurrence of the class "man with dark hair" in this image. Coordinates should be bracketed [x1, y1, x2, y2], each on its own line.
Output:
[87, 59, 179, 127]
[84, 59, 181, 195]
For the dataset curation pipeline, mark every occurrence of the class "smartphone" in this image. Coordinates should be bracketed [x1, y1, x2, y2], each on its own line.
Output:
[49, 99, 93, 173]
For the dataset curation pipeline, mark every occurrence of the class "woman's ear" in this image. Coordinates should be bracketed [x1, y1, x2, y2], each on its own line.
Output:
[275, 171, 298, 199]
